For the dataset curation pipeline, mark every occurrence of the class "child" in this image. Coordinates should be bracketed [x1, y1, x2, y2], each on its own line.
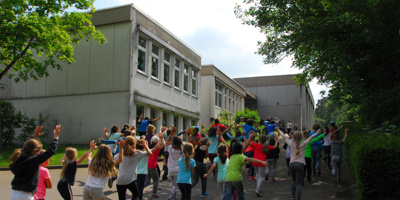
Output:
[104, 125, 122, 155]
[223, 141, 268, 200]
[275, 126, 321, 200]
[35, 149, 52, 200]
[204, 125, 233, 179]
[322, 126, 332, 169]
[329, 128, 348, 183]
[83, 140, 125, 200]
[236, 119, 257, 139]
[9, 125, 62, 200]
[115, 136, 152, 200]
[191, 138, 211, 198]
[145, 132, 166, 198]
[177, 143, 196, 200]
[302, 130, 325, 183]
[204, 144, 229, 200]
[283, 132, 293, 175]
[166, 125, 182, 200]
[310, 124, 323, 176]
[136, 138, 161, 200]
[266, 132, 280, 183]
[58, 141, 97, 200]
[243, 132, 278, 196]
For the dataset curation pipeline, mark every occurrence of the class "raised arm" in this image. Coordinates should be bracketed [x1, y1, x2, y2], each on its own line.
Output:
[32, 125, 44, 139]
[77, 140, 97, 165]
[242, 131, 255, 152]
[166, 125, 177, 146]
[217, 128, 228, 146]
[142, 140, 153, 157]
[158, 132, 166, 149]
[114, 139, 125, 165]
[343, 129, 348, 142]
[332, 125, 344, 134]
[152, 115, 162, 123]
[103, 127, 109, 139]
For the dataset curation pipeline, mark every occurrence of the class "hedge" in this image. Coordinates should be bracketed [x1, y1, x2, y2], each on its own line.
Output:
[344, 131, 400, 200]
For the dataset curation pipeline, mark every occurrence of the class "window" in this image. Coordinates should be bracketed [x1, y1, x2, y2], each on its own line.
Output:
[174, 59, 180, 88]
[215, 84, 222, 107]
[191, 119, 197, 126]
[164, 52, 170, 83]
[174, 115, 179, 131]
[137, 36, 147, 72]
[162, 111, 168, 127]
[182, 117, 187, 141]
[183, 64, 189, 92]
[191, 69, 197, 96]
[151, 44, 159, 78]
[136, 105, 144, 129]
[150, 108, 156, 121]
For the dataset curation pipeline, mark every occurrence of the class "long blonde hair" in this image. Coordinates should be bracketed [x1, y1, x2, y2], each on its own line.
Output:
[89, 144, 118, 177]
[292, 131, 303, 156]
[124, 136, 136, 157]
[182, 143, 193, 171]
[9, 139, 43, 164]
[60, 147, 77, 180]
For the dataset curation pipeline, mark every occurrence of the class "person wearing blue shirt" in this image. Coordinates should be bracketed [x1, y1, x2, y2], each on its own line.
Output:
[309, 123, 323, 176]
[236, 119, 257, 139]
[137, 114, 162, 137]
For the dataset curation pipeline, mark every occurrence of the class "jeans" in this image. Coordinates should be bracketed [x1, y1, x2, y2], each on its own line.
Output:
[162, 151, 169, 179]
[223, 181, 245, 200]
[323, 146, 331, 167]
[178, 183, 191, 200]
[116, 180, 138, 200]
[244, 151, 254, 176]
[290, 162, 304, 200]
[303, 157, 312, 182]
[191, 161, 207, 193]
[331, 155, 342, 182]
[218, 181, 225, 200]
[311, 147, 322, 174]
[266, 158, 277, 178]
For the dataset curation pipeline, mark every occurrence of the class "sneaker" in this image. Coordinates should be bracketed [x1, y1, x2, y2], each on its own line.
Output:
[255, 189, 261, 197]
[107, 177, 113, 188]
[201, 192, 210, 198]
[250, 176, 257, 180]
[264, 174, 269, 181]
[270, 178, 276, 183]
[151, 194, 160, 198]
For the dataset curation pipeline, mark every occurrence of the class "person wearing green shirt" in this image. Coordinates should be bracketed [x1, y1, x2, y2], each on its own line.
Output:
[302, 130, 328, 183]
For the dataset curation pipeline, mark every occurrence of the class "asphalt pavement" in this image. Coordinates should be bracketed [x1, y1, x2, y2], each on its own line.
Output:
[1, 138, 356, 199]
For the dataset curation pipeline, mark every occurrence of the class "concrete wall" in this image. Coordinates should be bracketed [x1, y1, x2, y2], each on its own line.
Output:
[234, 74, 315, 132]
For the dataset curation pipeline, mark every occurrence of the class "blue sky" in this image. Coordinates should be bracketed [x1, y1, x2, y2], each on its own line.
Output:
[91, 0, 329, 104]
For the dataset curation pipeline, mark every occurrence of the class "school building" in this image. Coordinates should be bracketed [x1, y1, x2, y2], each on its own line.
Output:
[0, 4, 201, 143]
[0, 4, 315, 144]
[234, 75, 315, 131]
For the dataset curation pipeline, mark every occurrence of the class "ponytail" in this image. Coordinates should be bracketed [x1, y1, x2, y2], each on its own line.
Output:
[8, 149, 22, 164]
[123, 136, 136, 157]
[293, 131, 302, 156]
[60, 148, 77, 180]
[217, 144, 227, 164]
[9, 139, 43, 164]
[182, 143, 193, 170]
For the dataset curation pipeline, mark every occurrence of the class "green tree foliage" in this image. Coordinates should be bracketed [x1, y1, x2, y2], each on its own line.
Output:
[235, 0, 400, 128]
[234, 108, 260, 124]
[0, 0, 106, 83]
[315, 96, 354, 127]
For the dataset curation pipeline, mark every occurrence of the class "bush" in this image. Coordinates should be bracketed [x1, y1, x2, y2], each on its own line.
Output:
[0, 100, 48, 151]
[345, 130, 400, 200]
[233, 108, 261, 124]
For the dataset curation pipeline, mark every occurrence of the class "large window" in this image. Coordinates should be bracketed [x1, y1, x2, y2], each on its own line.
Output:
[151, 44, 159, 78]
[183, 64, 189, 92]
[215, 84, 223, 108]
[162, 111, 168, 127]
[137, 36, 147, 72]
[174, 59, 180, 88]
[163, 52, 170, 83]
[174, 115, 179, 130]
[192, 69, 197, 96]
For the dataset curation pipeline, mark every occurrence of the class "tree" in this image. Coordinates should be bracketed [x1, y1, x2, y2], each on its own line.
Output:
[235, 0, 400, 128]
[0, 0, 106, 84]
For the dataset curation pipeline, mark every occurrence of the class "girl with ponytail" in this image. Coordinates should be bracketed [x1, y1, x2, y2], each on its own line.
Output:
[275, 127, 322, 200]
[203, 144, 229, 200]
[115, 136, 152, 200]
[58, 141, 97, 200]
[177, 143, 196, 200]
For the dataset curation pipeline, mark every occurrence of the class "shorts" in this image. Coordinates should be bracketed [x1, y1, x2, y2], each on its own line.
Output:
[83, 184, 105, 200]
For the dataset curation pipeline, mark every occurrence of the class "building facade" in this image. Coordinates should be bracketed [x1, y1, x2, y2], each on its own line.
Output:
[0, 4, 201, 143]
[234, 74, 315, 131]
[200, 65, 257, 127]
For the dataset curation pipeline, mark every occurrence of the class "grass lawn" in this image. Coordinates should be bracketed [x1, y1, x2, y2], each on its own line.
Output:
[1, 144, 97, 168]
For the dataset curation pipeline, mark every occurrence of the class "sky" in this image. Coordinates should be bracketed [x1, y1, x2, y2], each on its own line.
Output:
[92, 0, 329, 104]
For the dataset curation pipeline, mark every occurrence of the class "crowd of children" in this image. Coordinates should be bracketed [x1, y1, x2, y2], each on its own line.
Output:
[8, 117, 348, 200]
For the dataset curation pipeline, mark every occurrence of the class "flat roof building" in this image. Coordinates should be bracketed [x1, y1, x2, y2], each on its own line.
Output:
[0, 4, 201, 143]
